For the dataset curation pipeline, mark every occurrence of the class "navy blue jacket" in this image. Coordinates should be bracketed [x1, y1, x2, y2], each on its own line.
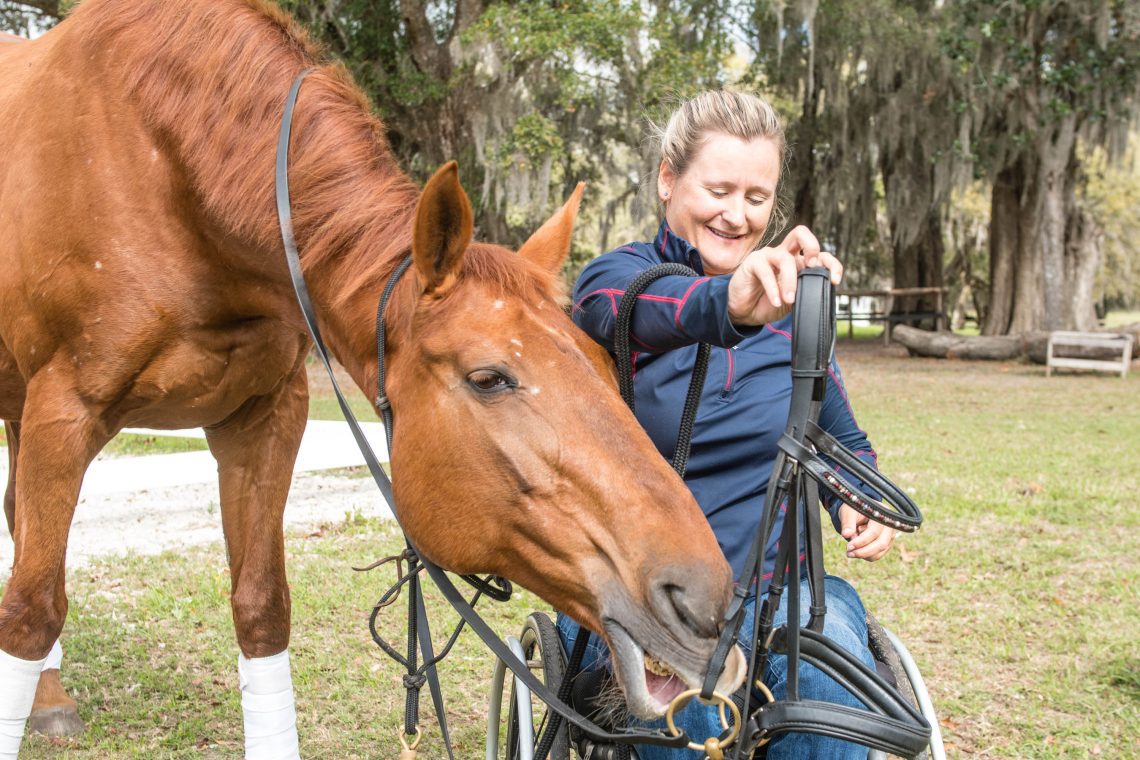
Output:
[572, 220, 879, 580]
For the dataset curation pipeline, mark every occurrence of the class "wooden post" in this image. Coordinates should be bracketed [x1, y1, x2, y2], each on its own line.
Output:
[883, 293, 895, 346]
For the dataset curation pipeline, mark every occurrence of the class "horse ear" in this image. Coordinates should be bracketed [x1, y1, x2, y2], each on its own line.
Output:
[413, 161, 473, 297]
[517, 182, 585, 274]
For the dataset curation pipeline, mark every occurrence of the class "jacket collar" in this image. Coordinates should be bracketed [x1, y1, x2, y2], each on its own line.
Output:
[653, 219, 705, 275]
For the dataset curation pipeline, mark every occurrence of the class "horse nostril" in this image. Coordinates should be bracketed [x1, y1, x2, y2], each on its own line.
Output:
[662, 583, 720, 639]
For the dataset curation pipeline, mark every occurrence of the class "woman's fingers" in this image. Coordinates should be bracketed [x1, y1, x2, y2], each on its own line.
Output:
[727, 226, 844, 325]
[752, 251, 783, 309]
[783, 225, 821, 261]
[846, 520, 896, 561]
[812, 251, 844, 285]
[782, 227, 843, 285]
[728, 248, 793, 323]
[765, 247, 799, 305]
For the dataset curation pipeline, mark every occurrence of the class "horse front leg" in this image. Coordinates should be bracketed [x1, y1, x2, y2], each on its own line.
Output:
[205, 367, 308, 760]
[2, 420, 83, 739]
[0, 377, 107, 757]
[1, 419, 85, 739]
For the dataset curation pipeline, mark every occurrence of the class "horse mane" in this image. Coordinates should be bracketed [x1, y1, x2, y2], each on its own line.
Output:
[65, 0, 395, 299]
[66, 0, 561, 307]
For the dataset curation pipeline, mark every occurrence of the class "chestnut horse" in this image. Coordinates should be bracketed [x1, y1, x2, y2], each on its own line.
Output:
[0, 0, 745, 755]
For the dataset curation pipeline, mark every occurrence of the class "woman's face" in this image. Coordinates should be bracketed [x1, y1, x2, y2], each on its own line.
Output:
[658, 132, 781, 276]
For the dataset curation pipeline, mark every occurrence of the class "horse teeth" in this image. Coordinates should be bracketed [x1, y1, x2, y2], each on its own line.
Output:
[644, 654, 673, 677]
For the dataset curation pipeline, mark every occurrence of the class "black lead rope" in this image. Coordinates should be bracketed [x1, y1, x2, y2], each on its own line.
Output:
[615, 263, 711, 477]
[275, 69, 690, 755]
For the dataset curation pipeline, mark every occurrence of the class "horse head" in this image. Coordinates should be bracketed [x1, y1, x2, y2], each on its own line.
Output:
[385, 163, 746, 717]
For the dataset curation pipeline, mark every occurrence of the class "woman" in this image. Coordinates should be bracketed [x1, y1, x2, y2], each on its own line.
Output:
[562, 90, 895, 759]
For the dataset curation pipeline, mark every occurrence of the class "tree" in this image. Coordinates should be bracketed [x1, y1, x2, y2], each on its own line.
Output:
[280, 0, 735, 264]
[744, 0, 964, 322]
[10, 0, 1134, 325]
[0, 1, 63, 35]
[948, 0, 1140, 334]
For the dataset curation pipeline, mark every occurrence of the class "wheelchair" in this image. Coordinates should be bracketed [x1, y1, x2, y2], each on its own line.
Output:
[485, 609, 945, 760]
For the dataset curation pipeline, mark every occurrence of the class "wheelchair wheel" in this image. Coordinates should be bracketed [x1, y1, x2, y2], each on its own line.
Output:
[866, 614, 945, 760]
[504, 611, 571, 760]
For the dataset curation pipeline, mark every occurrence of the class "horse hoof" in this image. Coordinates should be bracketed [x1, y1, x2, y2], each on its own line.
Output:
[27, 705, 85, 737]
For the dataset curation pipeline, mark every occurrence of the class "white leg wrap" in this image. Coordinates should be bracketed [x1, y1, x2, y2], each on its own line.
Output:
[41, 639, 63, 672]
[0, 647, 48, 760]
[238, 650, 300, 760]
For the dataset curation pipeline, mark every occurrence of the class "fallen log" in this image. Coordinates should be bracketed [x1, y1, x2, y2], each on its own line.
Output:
[1118, 322, 1140, 346]
[892, 325, 1135, 365]
[891, 325, 1038, 360]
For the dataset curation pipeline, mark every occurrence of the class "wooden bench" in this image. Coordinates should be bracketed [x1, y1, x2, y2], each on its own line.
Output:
[1045, 331, 1133, 378]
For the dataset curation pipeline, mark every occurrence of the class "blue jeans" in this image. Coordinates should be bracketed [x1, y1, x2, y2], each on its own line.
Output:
[556, 575, 873, 760]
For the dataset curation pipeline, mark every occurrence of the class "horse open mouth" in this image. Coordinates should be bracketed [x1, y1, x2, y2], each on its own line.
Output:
[643, 651, 688, 708]
[603, 620, 745, 719]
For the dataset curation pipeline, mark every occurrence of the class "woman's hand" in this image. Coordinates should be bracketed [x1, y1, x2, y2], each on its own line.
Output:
[839, 505, 895, 562]
[727, 226, 844, 326]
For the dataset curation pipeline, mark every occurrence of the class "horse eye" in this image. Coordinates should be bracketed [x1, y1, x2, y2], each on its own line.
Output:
[467, 369, 516, 395]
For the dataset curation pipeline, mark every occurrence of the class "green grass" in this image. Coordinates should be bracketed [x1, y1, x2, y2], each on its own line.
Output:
[306, 395, 376, 422]
[20, 517, 537, 759]
[832, 346, 1140, 758]
[305, 358, 377, 422]
[1104, 309, 1140, 328]
[100, 434, 209, 457]
[0, 429, 207, 456]
[9, 347, 1140, 758]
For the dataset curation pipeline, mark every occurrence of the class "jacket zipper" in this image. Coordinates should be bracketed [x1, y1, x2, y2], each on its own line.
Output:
[720, 347, 736, 398]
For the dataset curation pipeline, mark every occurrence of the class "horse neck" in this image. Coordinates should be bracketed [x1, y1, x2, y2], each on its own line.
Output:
[217, 69, 421, 404]
[61, 0, 422, 398]
[289, 178, 419, 406]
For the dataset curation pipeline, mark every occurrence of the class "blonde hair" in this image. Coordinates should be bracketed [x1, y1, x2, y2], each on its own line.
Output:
[651, 90, 790, 240]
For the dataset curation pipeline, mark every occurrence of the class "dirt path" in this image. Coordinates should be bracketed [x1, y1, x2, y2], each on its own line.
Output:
[0, 424, 393, 576]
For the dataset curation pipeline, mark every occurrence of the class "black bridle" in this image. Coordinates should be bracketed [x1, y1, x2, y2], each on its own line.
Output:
[702, 268, 929, 758]
[608, 264, 930, 758]
[275, 69, 692, 756]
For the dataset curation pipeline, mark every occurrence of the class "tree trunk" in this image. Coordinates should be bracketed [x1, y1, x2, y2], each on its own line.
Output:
[893, 325, 1052, 362]
[791, 63, 820, 230]
[892, 325, 1043, 360]
[1025, 114, 1077, 332]
[889, 211, 945, 325]
[983, 161, 1022, 335]
[986, 116, 1084, 335]
[1005, 158, 1047, 333]
[894, 324, 1134, 364]
[1062, 148, 1101, 331]
[879, 119, 947, 327]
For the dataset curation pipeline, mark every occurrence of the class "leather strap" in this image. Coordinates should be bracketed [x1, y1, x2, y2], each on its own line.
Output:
[739, 630, 929, 757]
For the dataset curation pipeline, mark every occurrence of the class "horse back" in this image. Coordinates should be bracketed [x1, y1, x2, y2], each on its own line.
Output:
[0, 19, 308, 431]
